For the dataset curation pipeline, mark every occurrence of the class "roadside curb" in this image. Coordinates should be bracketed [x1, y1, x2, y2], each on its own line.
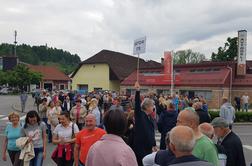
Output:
[234, 122, 252, 125]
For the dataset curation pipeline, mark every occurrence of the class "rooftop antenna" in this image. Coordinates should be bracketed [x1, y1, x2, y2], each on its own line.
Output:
[14, 30, 17, 56]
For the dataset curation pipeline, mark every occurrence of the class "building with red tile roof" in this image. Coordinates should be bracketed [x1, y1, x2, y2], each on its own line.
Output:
[27, 64, 71, 91]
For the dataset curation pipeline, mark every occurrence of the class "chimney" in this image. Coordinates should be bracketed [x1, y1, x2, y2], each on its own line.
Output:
[161, 58, 164, 65]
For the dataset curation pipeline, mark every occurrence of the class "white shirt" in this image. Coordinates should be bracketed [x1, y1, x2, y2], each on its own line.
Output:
[242, 95, 249, 104]
[53, 122, 79, 141]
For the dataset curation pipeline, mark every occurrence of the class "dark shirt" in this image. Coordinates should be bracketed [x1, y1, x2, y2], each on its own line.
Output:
[155, 149, 175, 166]
[220, 131, 246, 166]
[195, 108, 211, 124]
[168, 155, 214, 166]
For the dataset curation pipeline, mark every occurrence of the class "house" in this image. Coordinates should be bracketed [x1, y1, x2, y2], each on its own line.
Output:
[27, 64, 71, 91]
[71, 49, 161, 92]
[121, 60, 252, 108]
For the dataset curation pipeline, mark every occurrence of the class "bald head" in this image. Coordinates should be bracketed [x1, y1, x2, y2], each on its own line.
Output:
[199, 123, 214, 139]
[177, 110, 200, 129]
[85, 113, 96, 130]
[86, 113, 96, 120]
[169, 126, 195, 154]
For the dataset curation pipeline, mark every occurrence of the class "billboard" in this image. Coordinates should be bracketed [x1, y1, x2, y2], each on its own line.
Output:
[237, 30, 247, 75]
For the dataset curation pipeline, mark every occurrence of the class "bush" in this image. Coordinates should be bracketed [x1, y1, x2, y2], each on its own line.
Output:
[209, 111, 252, 122]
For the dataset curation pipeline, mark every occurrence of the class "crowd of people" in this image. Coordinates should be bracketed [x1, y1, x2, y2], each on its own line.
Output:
[2, 83, 248, 166]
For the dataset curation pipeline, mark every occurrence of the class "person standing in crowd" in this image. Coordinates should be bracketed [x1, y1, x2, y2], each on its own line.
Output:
[202, 99, 209, 112]
[21, 110, 47, 166]
[156, 96, 167, 116]
[55, 100, 62, 114]
[133, 82, 156, 166]
[212, 117, 246, 166]
[157, 103, 177, 150]
[70, 99, 88, 130]
[193, 102, 211, 124]
[20, 90, 28, 113]
[172, 92, 179, 112]
[241, 93, 249, 112]
[199, 123, 227, 166]
[74, 114, 106, 166]
[177, 109, 219, 166]
[86, 109, 138, 166]
[2, 112, 22, 166]
[62, 96, 73, 112]
[47, 101, 60, 143]
[220, 97, 235, 129]
[109, 97, 124, 112]
[52, 112, 79, 166]
[168, 126, 214, 166]
[142, 132, 175, 166]
[88, 98, 101, 126]
[38, 98, 48, 125]
[234, 96, 241, 112]
[46, 93, 52, 106]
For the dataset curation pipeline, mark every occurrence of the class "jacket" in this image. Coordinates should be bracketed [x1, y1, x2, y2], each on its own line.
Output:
[133, 91, 156, 165]
[220, 131, 246, 166]
[157, 110, 177, 149]
[220, 102, 235, 124]
[195, 108, 211, 124]
[62, 101, 73, 112]
[70, 105, 88, 124]
[16, 137, 35, 166]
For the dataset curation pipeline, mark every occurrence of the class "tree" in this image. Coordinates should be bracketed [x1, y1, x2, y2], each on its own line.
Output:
[211, 37, 238, 61]
[0, 64, 42, 89]
[173, 49, 206, 64]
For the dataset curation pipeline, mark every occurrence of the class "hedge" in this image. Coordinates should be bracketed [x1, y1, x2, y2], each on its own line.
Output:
[209, 111, 252, 122]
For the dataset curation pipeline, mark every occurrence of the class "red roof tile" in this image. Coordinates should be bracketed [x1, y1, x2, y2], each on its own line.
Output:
[27, 64, 71, 81]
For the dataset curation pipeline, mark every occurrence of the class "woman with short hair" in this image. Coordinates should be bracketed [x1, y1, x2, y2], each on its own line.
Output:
[2, 112, 22, 166]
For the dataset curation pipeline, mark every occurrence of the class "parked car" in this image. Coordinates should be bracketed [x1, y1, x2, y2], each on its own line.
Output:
[0, 88, 10, 94]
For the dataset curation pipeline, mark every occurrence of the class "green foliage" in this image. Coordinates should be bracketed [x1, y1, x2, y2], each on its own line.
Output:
[209, 111, 252, 122]
[173, 49, 206, 64]
[0, 43, 81, 74]
[211, 37, 238, 61]
[0, 64, 42, 89]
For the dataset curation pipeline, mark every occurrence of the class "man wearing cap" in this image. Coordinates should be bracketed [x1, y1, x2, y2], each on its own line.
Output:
[212, 117, 246, 166]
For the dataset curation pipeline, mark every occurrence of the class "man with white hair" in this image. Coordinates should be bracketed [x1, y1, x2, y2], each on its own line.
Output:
[168, 126, 214, 166]
[177, 110, 219, 166]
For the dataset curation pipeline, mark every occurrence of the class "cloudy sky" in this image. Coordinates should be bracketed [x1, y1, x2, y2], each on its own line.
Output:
[1, 0, 252, 61]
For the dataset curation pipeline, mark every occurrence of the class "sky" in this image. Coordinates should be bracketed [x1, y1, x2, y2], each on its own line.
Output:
[1, 0, 252, 62]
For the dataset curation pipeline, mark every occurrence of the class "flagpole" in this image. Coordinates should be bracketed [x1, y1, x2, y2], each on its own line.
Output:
[137, 53, 140, 83]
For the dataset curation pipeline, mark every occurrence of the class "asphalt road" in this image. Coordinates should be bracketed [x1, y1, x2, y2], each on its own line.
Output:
[0, 95, 251, 165]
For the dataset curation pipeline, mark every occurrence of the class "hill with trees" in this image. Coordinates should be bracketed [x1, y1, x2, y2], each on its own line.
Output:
[0, 43, 81, 74]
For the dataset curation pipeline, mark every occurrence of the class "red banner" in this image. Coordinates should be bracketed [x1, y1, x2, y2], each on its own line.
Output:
[164, 51, 172, 80]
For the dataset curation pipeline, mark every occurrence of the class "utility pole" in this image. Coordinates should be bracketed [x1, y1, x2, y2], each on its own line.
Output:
[14, 30, 17, 56]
